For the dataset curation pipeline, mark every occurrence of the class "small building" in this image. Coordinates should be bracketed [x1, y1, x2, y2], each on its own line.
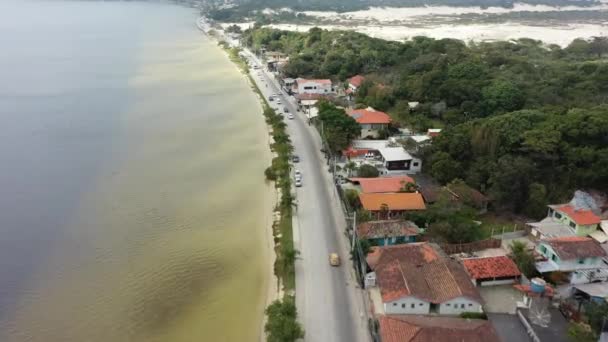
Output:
[347, 74, 365, 94]
[347, 176, 415, 193]
[462, 256, 521, 286]
[377, 147, 422, 175]
[547, 203, 601, 236]
[359, 192, 426, 219]
[427, 128, 442, 137]
[367, 243, 484, 315]
[527, 217, 576, 240]
[444, 182, 491, 213]
[571, 282, 608, 303]
[535, 237, 608, 284]
[378, 315, 500, 342]
[347, 107, 391, 139]
[357, 220, 420, 246]
[295, 78, 333, 95]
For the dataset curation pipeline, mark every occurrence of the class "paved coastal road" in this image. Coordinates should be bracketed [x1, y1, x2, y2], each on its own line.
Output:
[244, 52, 370, 342]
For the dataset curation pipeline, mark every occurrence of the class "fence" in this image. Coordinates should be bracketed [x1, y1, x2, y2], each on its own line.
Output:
[438, 238, 502, 255]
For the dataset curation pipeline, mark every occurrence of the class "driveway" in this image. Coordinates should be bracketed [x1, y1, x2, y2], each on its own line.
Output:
[244, 51, 370, 342]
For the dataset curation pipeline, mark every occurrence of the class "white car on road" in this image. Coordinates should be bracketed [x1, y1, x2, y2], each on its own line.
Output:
[288, 113, 294, 120]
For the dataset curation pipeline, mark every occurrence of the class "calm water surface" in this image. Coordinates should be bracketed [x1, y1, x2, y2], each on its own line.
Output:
[0, 1, 272, 341]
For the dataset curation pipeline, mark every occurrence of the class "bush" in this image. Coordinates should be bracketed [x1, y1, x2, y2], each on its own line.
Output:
[265, 166, 277, 181]
[358, 164, 380, 178]
[344, 189, 360, 209]
[460, 312, 488, 320]
[265, 296, 305, 342]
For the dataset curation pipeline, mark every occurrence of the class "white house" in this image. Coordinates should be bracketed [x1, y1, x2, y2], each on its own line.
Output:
[347, 74, 365, 93]
[535, 237, 608, 284]
[367, 243, 483, 315]
[377, 147, 422, 175]
[295, 78, 333, 94]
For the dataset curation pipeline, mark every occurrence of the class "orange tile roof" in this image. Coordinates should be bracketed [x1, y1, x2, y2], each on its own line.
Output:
[462, 256, 521, 280]
[348, 109, 391, 124]
[348, 74, 365, 87]
[379, 315, 500, 342]
[359, 193, 426, 211]
[349, 176, 415, 193]
[555, 204, 601, 225]
[543, 236, 606, 259]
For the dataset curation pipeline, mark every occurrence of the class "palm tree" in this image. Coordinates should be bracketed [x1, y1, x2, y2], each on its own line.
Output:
[344, 161, 358, 177]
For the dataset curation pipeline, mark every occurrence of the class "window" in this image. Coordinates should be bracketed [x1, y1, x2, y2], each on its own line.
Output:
[411, 303, 415, 309]
[540, 245, 547, 254]
[419, 303, 423, 306]
[461, 304, 465, 309]
[551, 254, 558, 262]
[393, 303, 397, 306]
[413, 162, 419, 167]
[446, 303, 451, 306]
[569, 221, 576, 228]
[578, 258, 585, 264]
[402, 304, 406, 308]
[555, 212, 562, 219]
[468, 303, 473, 307]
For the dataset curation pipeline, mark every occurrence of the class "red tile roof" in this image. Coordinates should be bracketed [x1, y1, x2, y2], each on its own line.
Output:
[379, 315, 500, 342]
[370, 243, 482, 303]
[543, 236, 607, 260]
[462, 256, 521, 280]
[359, 193, 426, 211]
[555, 204, 601, 225]
[357, 220, 419, 240]
[348, 108, 391, 124]
[348, 75, 365, 87]
[349, 176, 415, 193]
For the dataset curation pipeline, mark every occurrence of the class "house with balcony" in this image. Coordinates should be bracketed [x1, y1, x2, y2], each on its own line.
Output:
[377, 147, 422, 175]
[347, 107, 391, 139]
[366, 243, 484, 315]
[535, 237, 608, 284]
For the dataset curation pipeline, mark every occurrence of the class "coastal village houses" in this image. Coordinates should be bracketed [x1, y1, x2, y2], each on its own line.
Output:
[366, 243, 484, 315]
[359, 192, 426, 219]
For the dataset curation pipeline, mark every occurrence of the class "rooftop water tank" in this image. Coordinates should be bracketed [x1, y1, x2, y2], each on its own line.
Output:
[531, 278, 547, 294]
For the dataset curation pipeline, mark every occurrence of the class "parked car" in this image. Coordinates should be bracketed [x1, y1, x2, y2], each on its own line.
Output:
[284, 107, 289, 113]
[277, 100, 282, 105]
[294, 169, 302, 179]
[288, 113, 294, 120]
[329, 253, 340, 266]
[268, 96, 274, 101]
[292, 155, 300, 163]
[295, 178, 303, 187]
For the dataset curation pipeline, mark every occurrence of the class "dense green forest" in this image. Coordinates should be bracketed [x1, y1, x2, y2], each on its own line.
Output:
[205, 0, 601, 22]
[242, 27, 608, 216]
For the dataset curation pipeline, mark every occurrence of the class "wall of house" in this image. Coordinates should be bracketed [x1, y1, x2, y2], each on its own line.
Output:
[297, 82, 332, 94]
[479, 278, 517, 286]
[569, 270, 608, 285]
[359, 123, 388, 139]
[371, 235, 417, 246]
[384, 296, 430, 315]
[438, 297, 482, 315]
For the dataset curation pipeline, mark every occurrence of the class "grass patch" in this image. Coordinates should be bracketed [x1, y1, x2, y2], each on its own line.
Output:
[478, 213, 525, 239]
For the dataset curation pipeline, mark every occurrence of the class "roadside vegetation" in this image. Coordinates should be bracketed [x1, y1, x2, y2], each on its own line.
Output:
[241, 27, 608, 217]
[227, 48, 303, 340]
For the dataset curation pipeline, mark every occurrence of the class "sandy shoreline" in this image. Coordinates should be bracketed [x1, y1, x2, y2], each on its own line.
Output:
[197, 20, 281, 342]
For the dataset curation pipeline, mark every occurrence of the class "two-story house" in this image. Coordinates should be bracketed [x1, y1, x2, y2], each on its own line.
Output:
[535, 237, 608, 284]
[347, 107, 391, 139]
[366, 243, 484, 315]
